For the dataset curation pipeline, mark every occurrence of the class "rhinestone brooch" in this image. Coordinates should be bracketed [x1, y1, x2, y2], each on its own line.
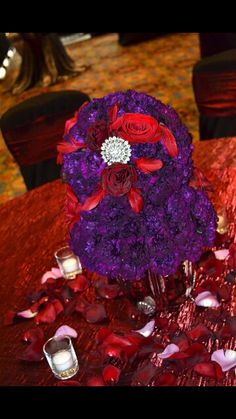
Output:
[101, 136, 131, 166]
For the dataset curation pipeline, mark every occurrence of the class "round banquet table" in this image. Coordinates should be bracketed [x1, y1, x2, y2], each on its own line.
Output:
[0, 137, 236, 387]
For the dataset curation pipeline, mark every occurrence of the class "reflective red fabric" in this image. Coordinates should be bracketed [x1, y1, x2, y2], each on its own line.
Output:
[193, 71, 236, 117]
[0, 137, 236, 386]
[3, 111, 74, 166]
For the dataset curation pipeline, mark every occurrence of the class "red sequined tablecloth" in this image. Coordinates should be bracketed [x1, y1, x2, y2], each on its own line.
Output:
[0, 137, 236, 386]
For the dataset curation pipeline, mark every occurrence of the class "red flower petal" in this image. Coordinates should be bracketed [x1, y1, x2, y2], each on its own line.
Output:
[156, 318, 169, 329]
[84, 304, 107, 323]
[160, 125, 178, 157]
[96, 284, 122, 299]
[128, 187, 144, 213]
[19, 328, 44, 362]
[228, 243, 236, 269]
[35, 302, 57, 324]
[102, 364, 121, 385]
[109, 104, 119, 123]
[187, 324, 211, 341]
[81, 187, 106, 212]
[75, 297, 90, 313]
[52, 299, 64, 315]
[194, 361, 224, 379]
[132, 363, 157, 386]
[154, 372, 177, 386]
[68, 274, 89, 293]
[135, 158, 163, 174]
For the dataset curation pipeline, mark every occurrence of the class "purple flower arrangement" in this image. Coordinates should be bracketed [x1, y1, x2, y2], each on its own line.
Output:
[59, 90, 217, 280]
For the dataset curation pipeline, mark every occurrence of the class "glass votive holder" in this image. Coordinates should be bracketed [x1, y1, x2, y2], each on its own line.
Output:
[55, 246, 82, 279]
[43, 335, 79, 380]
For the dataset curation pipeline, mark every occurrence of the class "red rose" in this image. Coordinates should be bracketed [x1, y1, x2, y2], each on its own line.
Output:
[110, 113, 161, 143]
[102, 163, 137, 197]
[87, 121, 109, 151]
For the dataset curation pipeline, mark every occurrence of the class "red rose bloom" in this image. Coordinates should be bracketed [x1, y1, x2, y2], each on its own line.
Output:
[102, 163, 137, 197]
[87, 121, 109, 151]
[110, 113, 161, 143]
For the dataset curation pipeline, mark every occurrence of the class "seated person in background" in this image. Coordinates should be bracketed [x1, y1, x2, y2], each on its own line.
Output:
[12, 33, 88, 95]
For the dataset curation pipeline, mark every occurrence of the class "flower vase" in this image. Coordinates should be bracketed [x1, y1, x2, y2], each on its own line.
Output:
[117, 261, 196, 315]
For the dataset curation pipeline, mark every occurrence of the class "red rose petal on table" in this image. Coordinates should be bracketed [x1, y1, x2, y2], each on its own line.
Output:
[131, 362, 157, 386]
[18, 339, 45, 362]
[194, 361, 224, 379]
[217, 285, 230, 302]
[35, 302, 57, 324]
[68, 274, 89, 293]
[87, 376, 106, 386]
[102, 333, 133, 348]
[228, 243, 236, 269]
[216, 325, 232, 340]
[172, 333, 190, 351]
[155, 317, 169, 329]
[52, 299, 64, 315]
[187, 324, 211, 341]
[55, 325, 78, 339]
[101, 344, 123, 359]
[96, 327, 113, 344]
[154, 372, 177, 386]
[84, 304, 107, 323]
[19, 328, 45, 362]
[96, 284, 122, 299]
[102, 364, 121, 385]
[75, 297, 90, 313]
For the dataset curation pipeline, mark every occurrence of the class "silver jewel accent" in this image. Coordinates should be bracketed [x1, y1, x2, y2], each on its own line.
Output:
[101, 136, 131, 166]
[137, 296, 156, 316]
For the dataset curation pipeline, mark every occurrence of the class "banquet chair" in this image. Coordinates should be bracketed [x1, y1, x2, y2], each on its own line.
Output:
[0, 90, 90, 190]
[192, 49, 236, 140]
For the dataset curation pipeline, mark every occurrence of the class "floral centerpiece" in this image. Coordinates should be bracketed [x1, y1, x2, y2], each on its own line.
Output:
[58, 90, 217, 302]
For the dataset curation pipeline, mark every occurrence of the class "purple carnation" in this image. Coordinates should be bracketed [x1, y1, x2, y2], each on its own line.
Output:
[62, 90, 217, 280]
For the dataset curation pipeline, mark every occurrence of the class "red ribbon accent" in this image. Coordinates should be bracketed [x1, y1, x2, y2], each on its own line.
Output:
[65, 185, 82, 231]
[81, 188, 106, 212]
[135, 157, 163, 174]
[127, 187, 144, 213]
[160, 124, 179, 158]
[57, 138, 87, 164]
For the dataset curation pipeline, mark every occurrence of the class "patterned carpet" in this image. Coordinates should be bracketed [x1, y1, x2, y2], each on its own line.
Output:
[0, 33, 200, 205]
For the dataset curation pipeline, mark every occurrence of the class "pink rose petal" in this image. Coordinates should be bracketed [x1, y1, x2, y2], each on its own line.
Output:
[214, 249, 229, 260]
[195, 291, 220, 308]
[211, 349, 236, 372]
[41, 268, 63, 284]
[17, 309, 38, 319]
[133, 320, 155, 337]
[55, 325, 78, 338]
[158, 343, 180, 359]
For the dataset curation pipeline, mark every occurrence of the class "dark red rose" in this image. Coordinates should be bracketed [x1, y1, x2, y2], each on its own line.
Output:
[110, 113, 161, 143]
[87, 121, 109, 151]
[102, 163, 137, 197]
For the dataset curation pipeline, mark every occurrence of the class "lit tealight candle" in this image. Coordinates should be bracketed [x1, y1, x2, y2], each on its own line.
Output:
[62, 257, 80, 274]
[52, 350, 74, 372]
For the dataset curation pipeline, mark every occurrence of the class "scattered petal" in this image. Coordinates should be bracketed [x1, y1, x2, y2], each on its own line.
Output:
[41, 268, 63, 284]
[158, 343, 180, 359]
[19, 328, 44, 362]
[17, 309, 38, 319]
[187, 324, 211, 341]
[154, 372, 177, 386]
[84, 304, 107, 323]
[55, 325, 78, 339]
[23, 328, 44, 342]
[194, 361, 224, 379]
[35, 303, 57, 324]
[133, 320, 155, 337]
[87, 376, 106, 386]
[68, 274, 89, 293]
[96, 284, 122, 299]
[211, 349, 236, 372]
[102, 364, 121, 385]
[132, 363, 157, 386]
[214, 249, 229, 260]
[96, 327, 113, 344]
[195, 291, 220, 308]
